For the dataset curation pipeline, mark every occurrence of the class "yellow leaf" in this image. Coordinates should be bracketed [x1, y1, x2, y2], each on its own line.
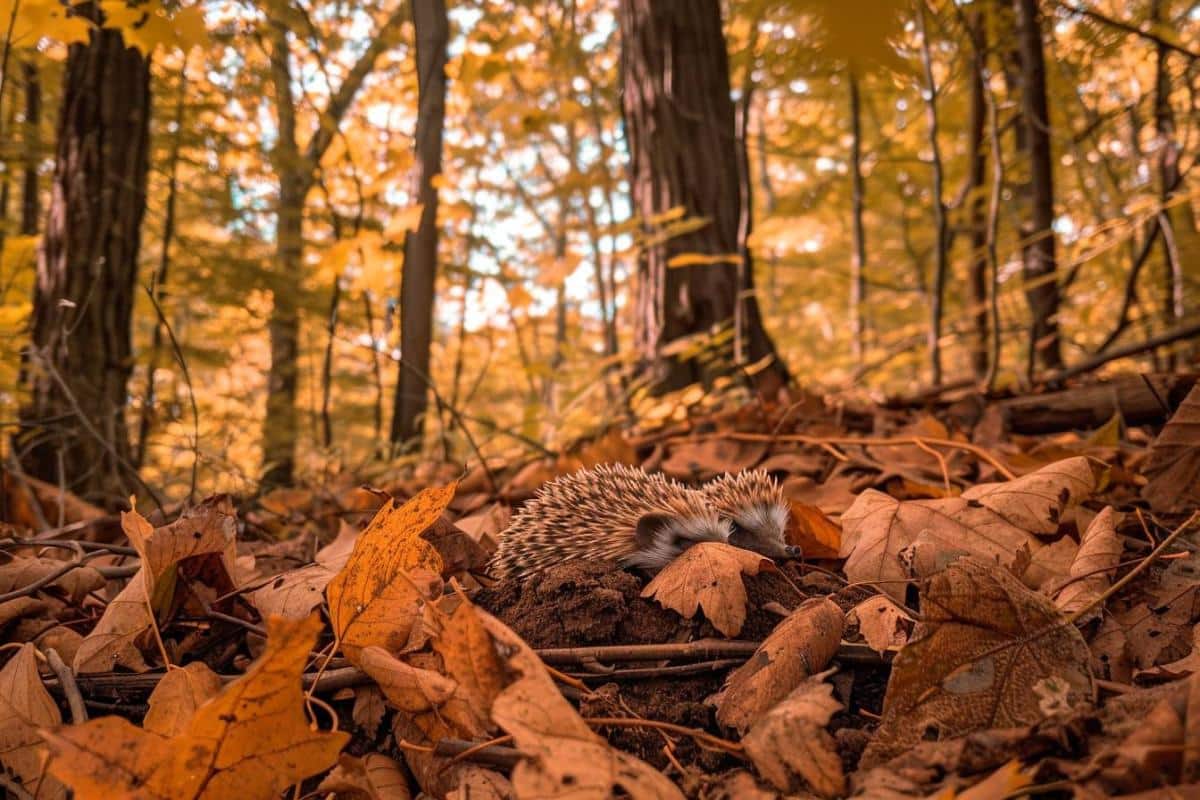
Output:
[385, 204, 425, 239]
[666, 252, 741, 268]
[326, 484, 453, 664]
[798, 0, 908, 71]
[45, 615, 349, 800]
[0, 0, 91, 47]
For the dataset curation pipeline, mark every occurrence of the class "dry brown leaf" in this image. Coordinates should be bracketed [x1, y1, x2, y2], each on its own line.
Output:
[925, 761, 1035, 799]
[442, 767, 513, 800]
[143, 662, 223, 737]
[959, 455, 1103, 536]
[1053, 507, 1124, 621]
[788, 501, 841, 559]
[44, 614, 348, 800]
[841, 457, 1099, 602]
[326, 484, 452, 664]
[0, 556, 105, 603]
[250, 522, 359, 619]
[863, 558, 1094, 766]
[359, 645, 487, 740]
[0, 644, 66, 800]
[849, 595, 914, 655]
[641, 542, 772, 637]
[659, 438, 768, 481]
[432, 597, 505, 716]
[1142, 383, 1200, 513]
[72, 574, 153, 673]
[0, 597, 51, 631]
[316, 753, 413, 799]
[479, 608, 685, 799]
[713, 597, 844, 733]
[782, 474, 861, 516]
[743, 675, 844, 797]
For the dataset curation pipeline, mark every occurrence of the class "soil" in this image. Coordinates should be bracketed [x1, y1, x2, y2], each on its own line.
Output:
[473, 558, 887, 773]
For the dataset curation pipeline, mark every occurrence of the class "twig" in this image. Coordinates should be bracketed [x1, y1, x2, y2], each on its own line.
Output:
[1066, 511, 1199, 625]
[584, 716, 743, 754]
[0, 548, 114, 603]
[141, 284, 200, 503]
[433, 738, 522, 769]
[0, 775, 35, 800]
[45, 648, 87, 724]
[1, 537, 140, 557]
[566, 658, 746, 682]
[536, 639, 760, 664]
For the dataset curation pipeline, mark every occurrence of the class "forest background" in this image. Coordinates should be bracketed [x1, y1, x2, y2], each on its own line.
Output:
[0, 0, 1196, 508]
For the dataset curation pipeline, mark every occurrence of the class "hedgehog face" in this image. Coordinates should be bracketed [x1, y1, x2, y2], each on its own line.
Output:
[623, 511, 731, 571]
[703, 471, 801, 562]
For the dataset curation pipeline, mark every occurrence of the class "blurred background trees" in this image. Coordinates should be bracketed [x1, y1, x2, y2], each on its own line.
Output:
[0, 0, 1196, 505]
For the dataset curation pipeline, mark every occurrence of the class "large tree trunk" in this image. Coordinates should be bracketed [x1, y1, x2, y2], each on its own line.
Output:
[391, 0, 448, 447]
[1014, 0, 1064, 373]
[18, 25, 151, 504]
[618, 0, 787, 394]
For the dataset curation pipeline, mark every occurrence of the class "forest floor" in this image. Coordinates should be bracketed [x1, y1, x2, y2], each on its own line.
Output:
[1, 370, 1199, 799]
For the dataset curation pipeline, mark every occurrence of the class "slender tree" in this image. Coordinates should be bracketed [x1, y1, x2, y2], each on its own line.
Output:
[618, 0, 788, 394]
[1013, 0, 1064, 373]
[848, 72, 867, 367]
[20, 61, 39, 236]
[18, 19, 151, 503]
[963, 8, 989, 379]
[917, 4, 948, 385]
[261, 2, 407, 485]
[391, 0, 448, 447]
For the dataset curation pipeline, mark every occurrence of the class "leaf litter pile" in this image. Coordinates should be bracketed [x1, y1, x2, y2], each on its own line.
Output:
[2, 381, 1200, 799]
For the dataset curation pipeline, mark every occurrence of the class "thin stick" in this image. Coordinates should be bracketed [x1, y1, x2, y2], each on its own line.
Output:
[45, 648, 87, 724]
[1066, 511, 1199, 625]
[584, 716, 743, 754]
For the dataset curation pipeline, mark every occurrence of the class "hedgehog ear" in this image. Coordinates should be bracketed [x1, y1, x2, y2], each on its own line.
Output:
[634, 512, 674, 550]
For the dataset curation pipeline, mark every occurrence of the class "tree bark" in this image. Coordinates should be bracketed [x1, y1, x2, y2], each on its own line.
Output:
[391, 0, 448, 447]
[1151, 0, 1184, 356]
[1014, 0, 1064, 374]
[964, 9, 989, 379]
[21, 61, 40, 236]
[618, 0, 787, 394]
[848, 72, 867, 367]
[261, 6, 407, 484]
[18, 22, 151, 504]
[918, 6, 948, 386]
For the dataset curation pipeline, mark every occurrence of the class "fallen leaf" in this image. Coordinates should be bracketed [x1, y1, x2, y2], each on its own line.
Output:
[0, 556, 105, 603]
[316, 753, 413, 799]
[0, 644, 65, 800]
[863, 558, 1095, 766]
[641, 542, 772, 637]
[479, 609, 685, 799]
[659, 438, 767, 481]
[143, 662, 223, 737]
[359, 646, 486, 739]
[743, 675, 844, 797]
[1142, 383, 1200, 513]
[849, 595, 914, 654]
[44, 614, 349, 800]
[960, 455, 1103, 536]
[326, 485, 452, 663]
[788, 501, 841, 558]
[72, 575, 153, 673]
[1053, 507, 1124, 621]
[714, 597, 844, 733]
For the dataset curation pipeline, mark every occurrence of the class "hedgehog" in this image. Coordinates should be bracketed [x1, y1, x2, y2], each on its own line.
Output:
[487, 464, 798, 580]
[700, 470, 799, 562]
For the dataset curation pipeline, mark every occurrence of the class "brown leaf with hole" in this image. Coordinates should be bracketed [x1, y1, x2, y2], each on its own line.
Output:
[0, 644, 66, 800]
[849, 595, 914, 655]
[960, 455, 1103, 535]
[743, 675, 844, 797]
[1142, 383, 1200, 513]
[433, 597, 505, 717]
[862, 558, 1094, 766]
[316, 753, 413, 799]
[641, 542, 772, 637]
[479, 608, 685, 799]
[251, 522, 358, 619]
[1053, 506, 1124, 622]
[143, 662, 223, 737]
[43, 614, 348, 800]
[326, 484, 452, 664]
[713, 597, 844, 733]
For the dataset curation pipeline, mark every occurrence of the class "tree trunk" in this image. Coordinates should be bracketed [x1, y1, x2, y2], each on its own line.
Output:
[848, 73, 867, 367]
[21, 61, 40, 236]
[1014, 0, 1064, 374]
[1151, 0, 1184, 359]
[618, 0, 787, 394]
[917, 6, 948, 386]
[18, 24, 151, 504]
[391, 0, 448, 447]
[965, 9, 989, 379]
